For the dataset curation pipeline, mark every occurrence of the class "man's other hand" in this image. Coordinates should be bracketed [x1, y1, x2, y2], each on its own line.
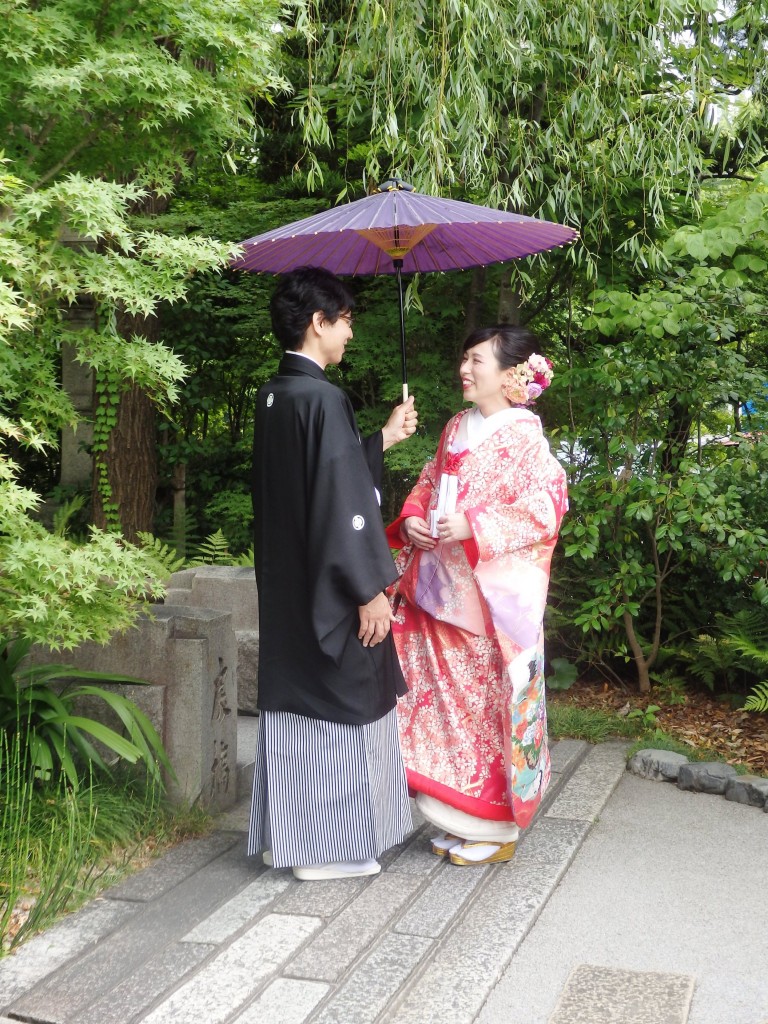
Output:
[358, 592, 395, 647]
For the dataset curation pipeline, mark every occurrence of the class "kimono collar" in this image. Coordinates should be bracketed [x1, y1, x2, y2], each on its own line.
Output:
[279, 351, 328, 381]
[460, 405, 535, 451]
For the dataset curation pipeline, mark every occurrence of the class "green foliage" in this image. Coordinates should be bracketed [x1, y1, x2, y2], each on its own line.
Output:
[1, 735, 103, 952]
[0, 0, 291, 650]
[1, 432, 169, 649]
[547, 657, 579, 692]
[547, 702, 640, 744]
[549, 172, 768, 692]
[0, 638, 172, 789]
[626, 704, 661, 730]
[234, 546, 256, 568]
[0, 743, 201, 953]
[743, 683, 768, 713]
[680, 634, 746, 693]
[296, 0, 768, 274]
[716, 607, 768, 670]
[681, 586, 768, 706]
[203, 493, 253, 556]
[52, 493, 88, 539]
[188, 530, 237, 567]
[0, 0, 289, 191]
[649, 670, 689, 706]
[135, 533, 187, 577]
[685, 588, 768, 712]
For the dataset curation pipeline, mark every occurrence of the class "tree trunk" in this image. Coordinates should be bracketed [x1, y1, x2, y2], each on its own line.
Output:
[93, 379, 158, 541]
[464, 266, 487, 334]
[90, 190, 178, 541]
[172, 461, 187, 556]
[497, 277, 522, 324]
[623, 609, 652, 693]
[92, 304, 163, 540]
[660, 398, 693, 474]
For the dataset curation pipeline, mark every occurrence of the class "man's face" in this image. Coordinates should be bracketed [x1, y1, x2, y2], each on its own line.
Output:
[317, 310, 354, 367]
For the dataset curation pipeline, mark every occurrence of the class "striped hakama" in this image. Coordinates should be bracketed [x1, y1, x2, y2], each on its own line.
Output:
[247, 707, 412, 868]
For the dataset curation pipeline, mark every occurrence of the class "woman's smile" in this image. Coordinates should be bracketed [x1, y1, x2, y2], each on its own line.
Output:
[459, 340, 510, 415]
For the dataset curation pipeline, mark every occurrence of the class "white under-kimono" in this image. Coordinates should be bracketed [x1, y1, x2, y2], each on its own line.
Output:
[387, 406, 568, 834]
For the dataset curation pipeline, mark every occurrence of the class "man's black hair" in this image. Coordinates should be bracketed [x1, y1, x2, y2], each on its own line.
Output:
[270, 266, 356, 351]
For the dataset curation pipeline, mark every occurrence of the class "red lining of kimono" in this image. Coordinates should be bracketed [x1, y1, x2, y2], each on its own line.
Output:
[385, 504, 422, 548]
[406, 769, 516, 822]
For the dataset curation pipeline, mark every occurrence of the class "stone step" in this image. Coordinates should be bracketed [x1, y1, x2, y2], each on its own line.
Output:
[0, 737, 627, 1024]
[380, 742, 629, 1024]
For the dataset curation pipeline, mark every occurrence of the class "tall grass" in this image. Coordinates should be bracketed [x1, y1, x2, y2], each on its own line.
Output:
[0, 729, 201, 954]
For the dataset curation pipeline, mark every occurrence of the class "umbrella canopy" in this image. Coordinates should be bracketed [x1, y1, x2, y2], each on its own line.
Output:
[233, 180, 578, 398]
[233, 182, 578, 275]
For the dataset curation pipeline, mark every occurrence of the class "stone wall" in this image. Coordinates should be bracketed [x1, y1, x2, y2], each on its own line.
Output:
[165, 566, 259, 713]
[27, 605, 238, 812]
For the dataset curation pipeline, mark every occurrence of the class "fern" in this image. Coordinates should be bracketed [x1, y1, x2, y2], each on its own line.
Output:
[136, 532, 186, 577]
[163, 509, 201, 561]
[680, 634, 737, 692]
[717, 609, 768, 669]
[234, 545, 255, 568]
[743, 681, 768, 713]
[188, 530, 234, 566]
[52, 493, 87, 538]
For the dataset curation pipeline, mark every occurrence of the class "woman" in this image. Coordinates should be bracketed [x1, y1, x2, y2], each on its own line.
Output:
[387, 325, 568, 866]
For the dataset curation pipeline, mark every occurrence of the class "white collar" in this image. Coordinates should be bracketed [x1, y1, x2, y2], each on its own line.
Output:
[458, 406, 531, 450]
[287, 349, 324, 369]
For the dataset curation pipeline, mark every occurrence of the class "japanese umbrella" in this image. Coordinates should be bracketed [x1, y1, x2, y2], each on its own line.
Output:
[232, 179, 579, 400]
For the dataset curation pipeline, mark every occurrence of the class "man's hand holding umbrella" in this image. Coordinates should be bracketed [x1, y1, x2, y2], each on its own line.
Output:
[382, 395, 418, 450]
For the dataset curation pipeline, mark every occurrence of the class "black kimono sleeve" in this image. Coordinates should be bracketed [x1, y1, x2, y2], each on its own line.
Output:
[307, 396, 398, 665]
[360, 430, 384, 491]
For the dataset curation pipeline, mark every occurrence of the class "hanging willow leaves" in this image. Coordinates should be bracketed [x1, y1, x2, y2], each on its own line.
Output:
[294, 0, 768, 271]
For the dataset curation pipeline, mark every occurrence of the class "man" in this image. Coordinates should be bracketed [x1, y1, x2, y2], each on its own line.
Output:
[248, 266, 418, 880]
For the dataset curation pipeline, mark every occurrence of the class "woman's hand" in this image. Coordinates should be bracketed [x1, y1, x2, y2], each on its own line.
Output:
[436, 513, 473, 543]
[358, 592, 394, 647]
[402, 515, 437, 550]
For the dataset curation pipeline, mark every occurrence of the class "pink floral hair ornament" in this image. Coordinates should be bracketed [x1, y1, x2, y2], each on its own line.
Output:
[501, 353, 554, 406]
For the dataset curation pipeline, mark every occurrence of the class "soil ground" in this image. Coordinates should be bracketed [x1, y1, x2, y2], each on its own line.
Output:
[552, 679, 768, 776]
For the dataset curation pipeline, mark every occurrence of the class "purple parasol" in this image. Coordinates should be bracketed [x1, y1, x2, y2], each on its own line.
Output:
[233, 180, 579, 397]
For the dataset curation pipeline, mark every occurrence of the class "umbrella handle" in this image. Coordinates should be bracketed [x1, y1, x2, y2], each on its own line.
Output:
[394, 259, 408, 403]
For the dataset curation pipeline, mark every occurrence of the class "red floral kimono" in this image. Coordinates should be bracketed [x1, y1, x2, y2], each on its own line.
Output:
[387, 407, 568, 829]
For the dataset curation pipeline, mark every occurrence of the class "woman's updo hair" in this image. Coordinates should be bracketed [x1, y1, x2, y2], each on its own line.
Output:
[463, 324, 542, 370]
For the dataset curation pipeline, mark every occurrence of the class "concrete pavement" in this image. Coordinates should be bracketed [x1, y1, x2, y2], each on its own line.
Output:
[477, 769, 768, 1024]
[1, 729, 765, 1024]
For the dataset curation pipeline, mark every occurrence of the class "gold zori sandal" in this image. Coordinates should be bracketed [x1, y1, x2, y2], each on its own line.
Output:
[430, 833, 462, 858]
[449, 840, 517, 866]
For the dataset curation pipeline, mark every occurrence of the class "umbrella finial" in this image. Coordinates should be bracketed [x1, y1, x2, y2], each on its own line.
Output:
[377, 178, 415, 193]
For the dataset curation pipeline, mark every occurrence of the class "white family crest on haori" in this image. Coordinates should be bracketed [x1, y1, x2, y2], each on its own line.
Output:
[352, 515, 365, 530]
[266, 393, 274, 407]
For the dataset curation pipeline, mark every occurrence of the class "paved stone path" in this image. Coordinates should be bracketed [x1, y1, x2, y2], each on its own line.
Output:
[2, 739, 679, 1024]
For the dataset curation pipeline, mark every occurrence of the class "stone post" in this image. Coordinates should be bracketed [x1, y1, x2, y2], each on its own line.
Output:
[27, 605, 238, 812]
[165, 566, 259, 714]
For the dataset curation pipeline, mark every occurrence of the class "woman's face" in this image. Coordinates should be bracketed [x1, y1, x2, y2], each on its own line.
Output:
[459, 340, 509, 414]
